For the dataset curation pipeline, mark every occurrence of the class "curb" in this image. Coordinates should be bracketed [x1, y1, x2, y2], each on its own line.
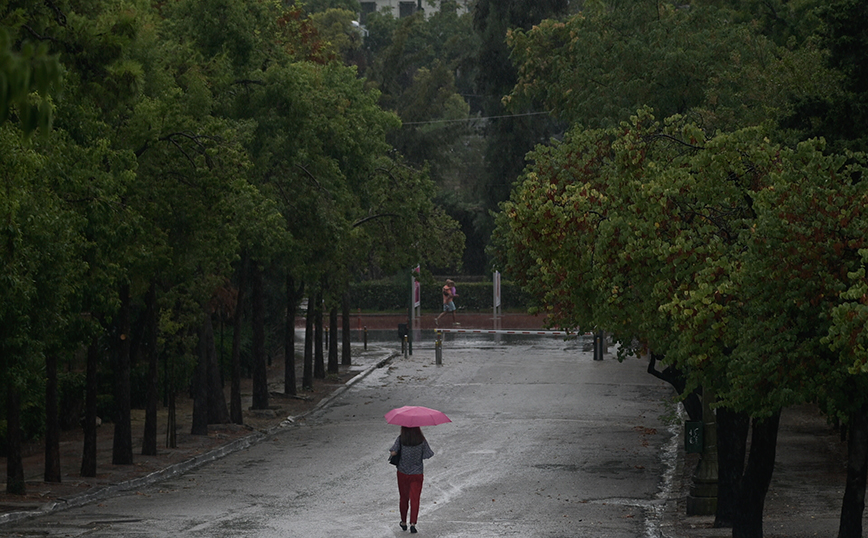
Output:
[0, 348, 398, 527]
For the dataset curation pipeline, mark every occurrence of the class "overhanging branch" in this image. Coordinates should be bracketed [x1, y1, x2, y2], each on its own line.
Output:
[352, 213, 400, 228]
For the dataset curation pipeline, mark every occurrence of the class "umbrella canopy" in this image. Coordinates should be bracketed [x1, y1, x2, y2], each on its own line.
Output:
[385, 406, 451, 427]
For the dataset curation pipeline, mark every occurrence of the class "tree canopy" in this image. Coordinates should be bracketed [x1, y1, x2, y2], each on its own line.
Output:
[1, 0, 463, 490]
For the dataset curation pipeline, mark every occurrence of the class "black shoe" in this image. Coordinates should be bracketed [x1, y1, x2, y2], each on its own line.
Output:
[410, 525, 417, 533]
[400, 522, 407, 531]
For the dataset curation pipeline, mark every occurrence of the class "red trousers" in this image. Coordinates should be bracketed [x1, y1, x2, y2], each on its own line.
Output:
[397, 471, 424, 524]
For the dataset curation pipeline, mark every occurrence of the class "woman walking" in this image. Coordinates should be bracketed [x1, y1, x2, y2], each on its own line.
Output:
[389, 426, 434, 533]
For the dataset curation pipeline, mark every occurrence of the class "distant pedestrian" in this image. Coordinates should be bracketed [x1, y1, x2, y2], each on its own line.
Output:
[390, 426, 434, 533]
[435, 279, 457, 325]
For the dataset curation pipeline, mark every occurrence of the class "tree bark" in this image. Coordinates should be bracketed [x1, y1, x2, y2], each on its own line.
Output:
[314, 291, 325, 379]
[205, 311, 229, 423]
[142, 282, 159, 456]
[733, 411, 781, 538]
[44, 352, 61, 483]
[251, 264, 268, 409]
[191, 315, 209, 436]
[838, 406, 868, 538]
[341, 291, 351, 366]
[328, 306, 339, 374]
[715, 407, 749, 528]
[112, 284, 133, 465]
[230, 254, 247, 424]
[166, 389, 177, 448]
[6, 383, 25, 494]
[646, 354, 702, 421]
[81, 338, 98, 477]
[285, 276, 302, 396]
[303, 295, 314, 390]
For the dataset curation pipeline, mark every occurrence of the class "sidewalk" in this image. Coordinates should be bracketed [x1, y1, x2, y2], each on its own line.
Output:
[666, 403, 849, 538]
[0, 321, 854, 536]
[0, 313, 549, 527]
[0, 346, 395, 526]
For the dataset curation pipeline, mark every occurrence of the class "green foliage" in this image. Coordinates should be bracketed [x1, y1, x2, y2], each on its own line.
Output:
[469, 0, 569, 272]
[360, 5, 485, 271]
[509, 3, 752, 129]
[495, 106, 868, 420]
[302, 0, 361, 14]
[782, 0, 868, 153]
[0, 26, 61, 136]
[308, 8, 364, 63]
[0, 0, 465, 475]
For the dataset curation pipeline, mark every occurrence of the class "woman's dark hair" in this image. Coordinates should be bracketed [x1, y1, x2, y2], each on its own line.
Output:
[400, 426, 426, 447]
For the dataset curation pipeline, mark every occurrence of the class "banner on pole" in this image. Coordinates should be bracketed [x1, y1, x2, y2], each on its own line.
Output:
[494, 270, 501, 308]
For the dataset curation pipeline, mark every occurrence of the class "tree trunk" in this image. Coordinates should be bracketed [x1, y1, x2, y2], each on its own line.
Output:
[733, 411, 781, 538]
[646, 354, 702, 421]
[715, 407, 749, 528]
[81, 338, 98, 477]
[204, 311, 229, 424]
[251, 264, 269, 409]
[341, 291, 351, 366]
[230, 255, 247, 424]
[112, 284, 133, 465]
[166, 389, 177, 448]
[285, 276, 301, 396]
[191, 316, 210, 436]
[314, 291, 325, 379]
[44, 352, 61, 483]
[303, 295, 314, 390]
[838, 406, 868, 538]
[6, 383, 25, 494]
[328, 306, 339, 374]
[142, 282, 159, 456]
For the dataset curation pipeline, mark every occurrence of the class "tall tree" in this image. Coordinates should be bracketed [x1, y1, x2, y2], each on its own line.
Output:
[783, 0, 868, 153]
[470, 0, 568, 271]
[251, 264, 269, 410]
[113, 284, 133, 464]
[495, 109, 868, 537]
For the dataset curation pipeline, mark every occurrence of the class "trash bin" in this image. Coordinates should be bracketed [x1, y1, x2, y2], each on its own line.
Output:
[397, 323, 408, 339]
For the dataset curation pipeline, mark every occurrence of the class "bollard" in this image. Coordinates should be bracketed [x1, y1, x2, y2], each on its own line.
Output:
[363, 326, 368, 350]
[398, 323, 408, 356]
[593, 331, 605, 361]
[435, 331, 442, 365]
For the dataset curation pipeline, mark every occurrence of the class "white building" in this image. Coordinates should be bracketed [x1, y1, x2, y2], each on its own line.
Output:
[359, 0, 472, 22]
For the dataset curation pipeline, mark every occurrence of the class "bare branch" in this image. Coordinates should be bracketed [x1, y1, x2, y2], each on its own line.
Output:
[295, 163, 331, 195]
[44, 0, 68, 26]
[645, 133, 706, 151]
[352, 213, 400, 228]
[21, 24, 61, 44]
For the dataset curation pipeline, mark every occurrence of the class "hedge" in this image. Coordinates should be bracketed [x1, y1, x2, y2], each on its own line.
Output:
[348, 278, 533, 312]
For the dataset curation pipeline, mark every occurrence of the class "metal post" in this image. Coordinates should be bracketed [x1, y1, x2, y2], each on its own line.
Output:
[435, 330, 442, 365]
[593, 331, 605, 361]
[363, 326, 368, 351]
[403, 335, 409, 358]
[407, 269, 414, 356]
[687, 387, 719, 515]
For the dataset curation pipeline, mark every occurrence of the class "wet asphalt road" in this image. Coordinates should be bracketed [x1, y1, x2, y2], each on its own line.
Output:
[1, 333, 678, 538]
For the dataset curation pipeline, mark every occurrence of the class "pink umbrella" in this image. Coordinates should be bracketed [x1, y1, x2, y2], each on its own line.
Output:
[384, 406, 451, 427]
